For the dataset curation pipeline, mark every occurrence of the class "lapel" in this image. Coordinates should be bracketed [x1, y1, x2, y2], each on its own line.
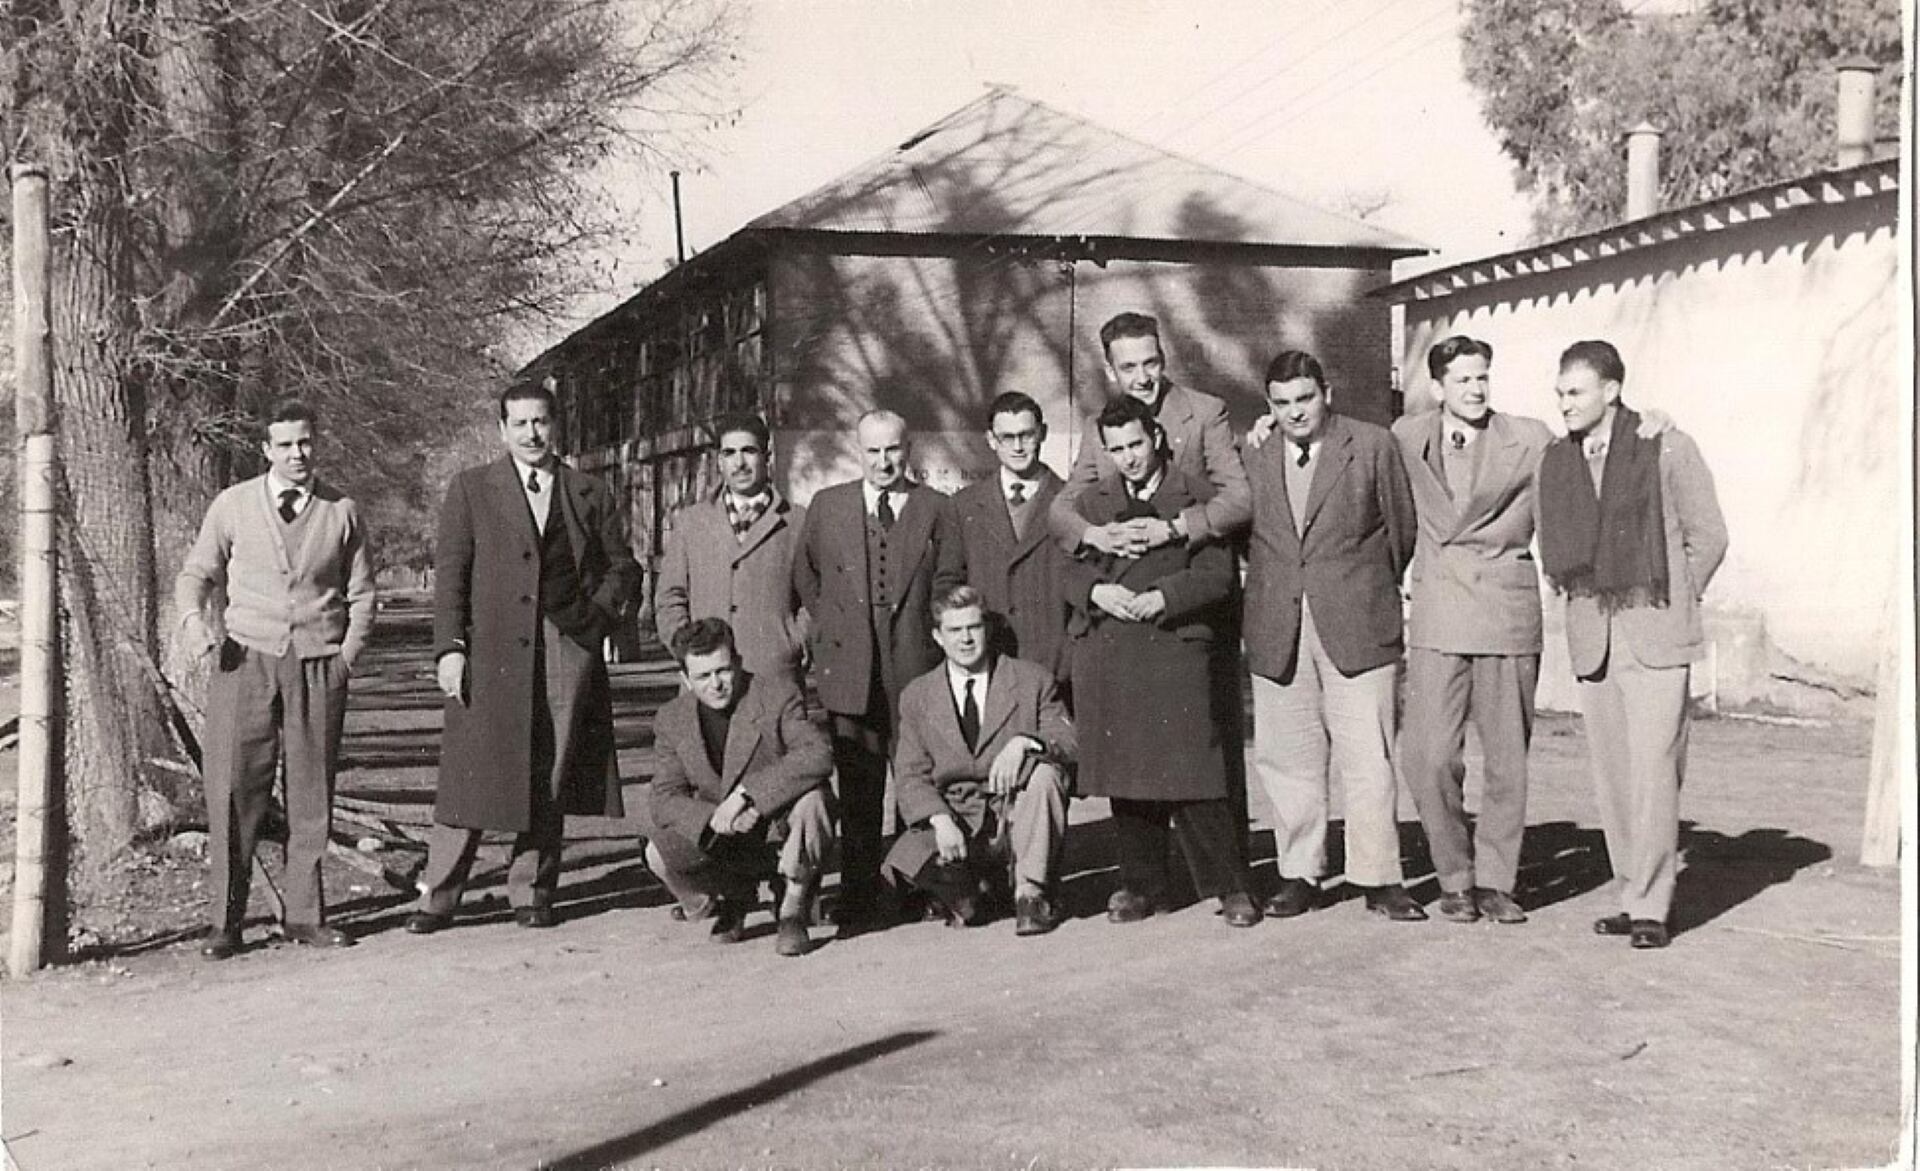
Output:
[1007, 471, 1062, 567]
[965, 477, 1019, 555]
[664, 695, 723, 793]
[1301, 417, 1355, 537]
[923, 671, 976, 766]
[1158, 386, 1199, 472]
[490, 458, 540, 546]
[1447, 414, 1526, 542]
[719, 675, 767, 789]
[1251, 439, 1303, 544]
[974, 659, 1017, 754]
[732, 493, 791, 564]
[885, 484, 937, 607]
[554, 465, 595, 567]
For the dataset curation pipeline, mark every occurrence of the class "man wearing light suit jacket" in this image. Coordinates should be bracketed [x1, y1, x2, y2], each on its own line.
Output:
[792, 409, 966, 933]
[887, 585, 1077, 936]
[654, 412, 808, 686]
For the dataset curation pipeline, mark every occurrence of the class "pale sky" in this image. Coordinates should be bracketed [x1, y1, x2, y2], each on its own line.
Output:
[562, 0, 1537, 339]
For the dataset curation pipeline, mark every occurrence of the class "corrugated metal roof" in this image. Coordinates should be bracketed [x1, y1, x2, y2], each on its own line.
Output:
[744, 87, 1427, 255]
[1376, 156, 1900, 304]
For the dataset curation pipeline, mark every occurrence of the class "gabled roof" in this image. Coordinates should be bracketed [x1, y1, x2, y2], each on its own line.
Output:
[1375, 156, 1900, 304]
[745, 86, 1427, 256]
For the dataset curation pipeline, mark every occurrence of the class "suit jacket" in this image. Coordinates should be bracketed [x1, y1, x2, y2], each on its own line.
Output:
[1548, 429, 1728, 676]
[434, 457, 641, 830]
[647, 672, 832, 861]
[891, 655, 1076, 831]
[792, 480, 966, 717]
[1049, 384, 1252, 550]
[1393, 410, 1555, 656]
[654, 490, 808, 682]
[1244, 412, 1416, 680]
[952, 469, 1073, 677]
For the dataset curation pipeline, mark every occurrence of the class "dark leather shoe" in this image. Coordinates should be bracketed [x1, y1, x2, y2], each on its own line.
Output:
[708, 900, 745, 943]
[1474, 889, 1528, 925]
[1262, 878, 1317, 919]
[282, 923, 355, 948]
[1593, 912, 1633, 936]
[1106, 889, 1155, 924]
[404, 911, 452, 935]
[1629, 919, 1671, 949]
[775, 914, 813, 957]
[1365, 884, 1428, 922]
[1014, 893, 1059, 937]
[200, 929, 242, 961]
[1436, 891, 1481, 923]
[1218, 891, 1263, 928]
[514, 906, 558, 930]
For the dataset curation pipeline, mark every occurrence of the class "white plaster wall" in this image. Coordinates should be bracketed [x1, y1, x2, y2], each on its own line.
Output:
[1402, 199, 1904, 684]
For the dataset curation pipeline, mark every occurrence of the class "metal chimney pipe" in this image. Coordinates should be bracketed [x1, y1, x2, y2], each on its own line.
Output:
[1836, 59, 1876, 168]
[1625, 122, 1661, 221]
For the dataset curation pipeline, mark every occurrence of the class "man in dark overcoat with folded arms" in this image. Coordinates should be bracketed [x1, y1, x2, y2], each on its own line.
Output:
[409, 383, 641, 933]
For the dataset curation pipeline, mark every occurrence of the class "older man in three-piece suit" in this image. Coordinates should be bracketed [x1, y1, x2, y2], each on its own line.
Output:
[410, 384, 640, 934]
[1243, 350, 1421, 922]
[792, 409, 965, 931]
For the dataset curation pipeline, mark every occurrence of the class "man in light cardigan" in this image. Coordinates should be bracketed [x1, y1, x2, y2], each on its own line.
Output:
[177, 400, 377, 959]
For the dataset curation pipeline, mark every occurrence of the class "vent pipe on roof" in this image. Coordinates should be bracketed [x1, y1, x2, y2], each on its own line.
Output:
[1836, 59, 1876, 168]
[1624, 123, 1661, 221]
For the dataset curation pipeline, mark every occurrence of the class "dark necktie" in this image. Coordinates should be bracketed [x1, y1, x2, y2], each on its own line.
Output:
[1293, 441, 1311, 469]
[1008, 480, 1027, 508]
[1449, 430, 1467, 452]
[526, 468, 541, 494]
[959, 678, 980, 752]
[876, 490, 895, 531]
[277, 488, 300, 522]
[1007, 480, 1029, 537]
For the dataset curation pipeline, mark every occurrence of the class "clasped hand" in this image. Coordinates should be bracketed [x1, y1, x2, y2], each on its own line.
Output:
[708, 789, 760, 837]
[1090, 583, 1167, 623]
[1081, 516, 1173, 559]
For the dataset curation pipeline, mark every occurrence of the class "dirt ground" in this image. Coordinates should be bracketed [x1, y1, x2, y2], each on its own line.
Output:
[0, 597, 1908, 1170]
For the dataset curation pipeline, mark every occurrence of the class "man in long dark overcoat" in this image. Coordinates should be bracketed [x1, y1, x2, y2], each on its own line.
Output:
[407, 383, 641, 933]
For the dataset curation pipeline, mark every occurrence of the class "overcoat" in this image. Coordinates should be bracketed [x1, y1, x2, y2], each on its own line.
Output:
[654, 489, 808, 682]
[1064, 468, 1236, 802]
[433, 457, 640, 830]
[1243, 412, 1416, 682]
[952, 469, 1073, 678]
[791, 480, 965, 717]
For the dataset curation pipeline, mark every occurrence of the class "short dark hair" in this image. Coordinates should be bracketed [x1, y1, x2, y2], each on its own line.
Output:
[709, 412, 770, 450]
[1098, 312, 1161, 355]
[1427, 335, 1494, 381]
[265, 399, 318, 429]
[931, 582, 987, 625]
[499, 382, 556, 422]
[1263, 349, 1327, 388]
[1559, 340, 1626, 385]
[985, 392, 1043, 432]
[670, 617, 737, 665]
[1095, 394, 1159, 442]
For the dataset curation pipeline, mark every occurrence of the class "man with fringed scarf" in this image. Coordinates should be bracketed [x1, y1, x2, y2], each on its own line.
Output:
[1537, 341, 1727, 950]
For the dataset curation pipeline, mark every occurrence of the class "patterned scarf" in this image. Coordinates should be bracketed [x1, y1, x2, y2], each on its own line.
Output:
[1538, 406, 1669, 612]
[723, 489, 771, 541]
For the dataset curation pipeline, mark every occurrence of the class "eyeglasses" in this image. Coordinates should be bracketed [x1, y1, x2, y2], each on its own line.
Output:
[991, 430, 1041, 446]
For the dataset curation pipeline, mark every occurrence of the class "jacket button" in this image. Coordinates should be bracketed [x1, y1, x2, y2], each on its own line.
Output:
[519, 637, 531, 647]
[521, 595, 533, 604]
[523, 551, 533, 561]
[729, 604, 739, 613]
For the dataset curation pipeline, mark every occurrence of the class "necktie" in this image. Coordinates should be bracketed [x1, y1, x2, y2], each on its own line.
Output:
[1293, 441, 1311, 468]
[1008, 480, 1027, 508]
[1449, 430, 1467, 451]
[876, 490, 895, 531]
[959, 678, 980, 752]
[277, 488, 300, 522]
[526, 469, 541, 494]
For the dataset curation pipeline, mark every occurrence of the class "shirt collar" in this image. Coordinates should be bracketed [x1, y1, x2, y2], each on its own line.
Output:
[999, 467, 1041, 498]
[862, 479, 905, 514]
[266, 471, 310, 500]
[1127, 466, 1166, 501]
[946, 656, 990, 696]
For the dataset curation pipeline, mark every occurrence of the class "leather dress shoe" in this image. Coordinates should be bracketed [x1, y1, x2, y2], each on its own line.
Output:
[1436, 891, 1480, 923]
[708, 900, 746, 943]
[404, 911, 453, 935]
[513, 906, 558, 930]
[1365, 884, 1428, 922]
[1593, 912, 1633, 936]
[1013, 892, 1059, 937]
[1629, 919, 1671, 949]
[775, 914, 813, 957]
[1218, 891, 1263, 928]
[282, 923, 356, 948]
[1474, 889, 1528, 925]
[1262, 878, 1317, 919]
[200, 929, 243, 961]
[1106, 889, 1155, 924]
